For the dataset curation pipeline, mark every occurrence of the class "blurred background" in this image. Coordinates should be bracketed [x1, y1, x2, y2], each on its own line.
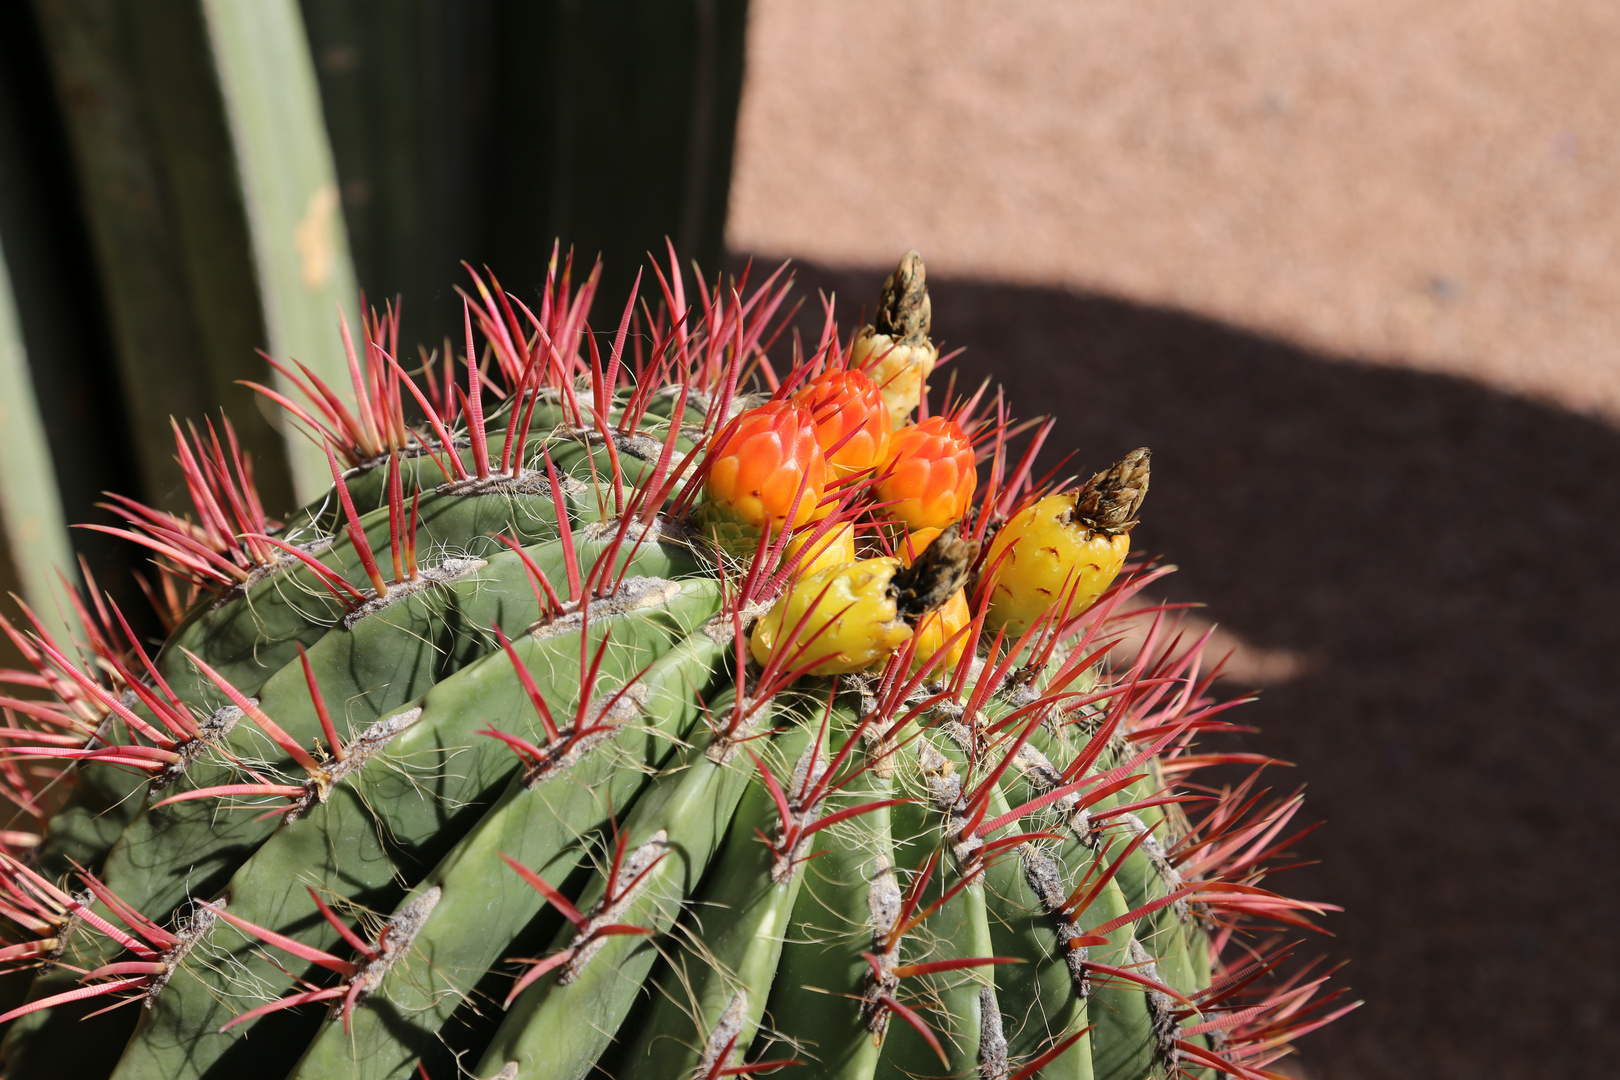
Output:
[1, 1, 1615, 1077]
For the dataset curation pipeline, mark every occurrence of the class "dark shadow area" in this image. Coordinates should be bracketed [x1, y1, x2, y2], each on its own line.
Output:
[751, 258, 1620, 1080]
[0, 0, 149, 630]
[302, 0, 748, 350]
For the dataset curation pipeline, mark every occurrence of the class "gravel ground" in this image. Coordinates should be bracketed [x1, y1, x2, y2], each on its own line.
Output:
[726, 4, 1620, 1077]
[729, 0, 1620, 423]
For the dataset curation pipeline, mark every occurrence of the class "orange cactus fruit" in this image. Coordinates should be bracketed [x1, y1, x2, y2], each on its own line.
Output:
[784, 521, 858, 578]
[875, 416, 977, 531]
[698, 400, 828, 554]
[792, 369, 891, 479]
[749, 558, 911, 675]
[899, 528, 970, 675]
[984, 449, 1151, 633]
[851, 250, 938, 429]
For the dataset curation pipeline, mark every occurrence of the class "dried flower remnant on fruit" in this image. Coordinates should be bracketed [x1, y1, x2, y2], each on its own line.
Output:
[896, 527, 977, 674]
[985, 448, 1151, 633]
[853, 250, 939, 429]
[890, 526, 978, 621]
[1073, 446, 1151, 535]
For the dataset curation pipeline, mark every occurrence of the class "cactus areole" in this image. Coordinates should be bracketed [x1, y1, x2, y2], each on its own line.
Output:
[0, 250, 1350, 1080]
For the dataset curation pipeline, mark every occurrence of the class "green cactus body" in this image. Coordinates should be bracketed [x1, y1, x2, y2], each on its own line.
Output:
[0, 253, 1345, 1080]
[29, 450, 613, 889]
[116, 577, 723, 1080]
[609, 719, 819, 1080]
[286, 628, 732, 1080]
[763, 707, 897, 1080]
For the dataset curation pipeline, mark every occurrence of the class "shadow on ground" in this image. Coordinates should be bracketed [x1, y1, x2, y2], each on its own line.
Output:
[747, 257, 1620, 1080]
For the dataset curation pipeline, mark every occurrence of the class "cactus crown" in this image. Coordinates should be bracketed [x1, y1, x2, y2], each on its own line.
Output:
[0, 250, 1349, 1080]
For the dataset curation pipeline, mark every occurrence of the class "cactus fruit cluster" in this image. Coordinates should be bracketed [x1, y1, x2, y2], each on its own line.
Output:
[0, 249, 1350, 1080]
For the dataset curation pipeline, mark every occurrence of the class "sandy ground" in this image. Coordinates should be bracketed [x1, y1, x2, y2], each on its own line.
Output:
[729, 0, 1620, 423]
[727, 3, 1620, 1077]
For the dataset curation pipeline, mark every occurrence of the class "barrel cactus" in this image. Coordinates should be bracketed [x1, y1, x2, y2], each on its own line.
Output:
[0, 250, 1350, 1080]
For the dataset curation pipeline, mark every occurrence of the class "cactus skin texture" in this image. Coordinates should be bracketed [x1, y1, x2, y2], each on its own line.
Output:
[0, 251, 1352, 1080]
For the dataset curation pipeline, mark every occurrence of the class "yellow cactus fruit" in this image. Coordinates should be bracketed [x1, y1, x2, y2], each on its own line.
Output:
[751, 525, 980, 675]
[784, 521, 858, 578]
[851, 251, 937, 429]
[750, 558, 911, 675]
[985, 449, 1151, 634]
[911, 589, 971, 675]
[898, 528, 971, 674]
